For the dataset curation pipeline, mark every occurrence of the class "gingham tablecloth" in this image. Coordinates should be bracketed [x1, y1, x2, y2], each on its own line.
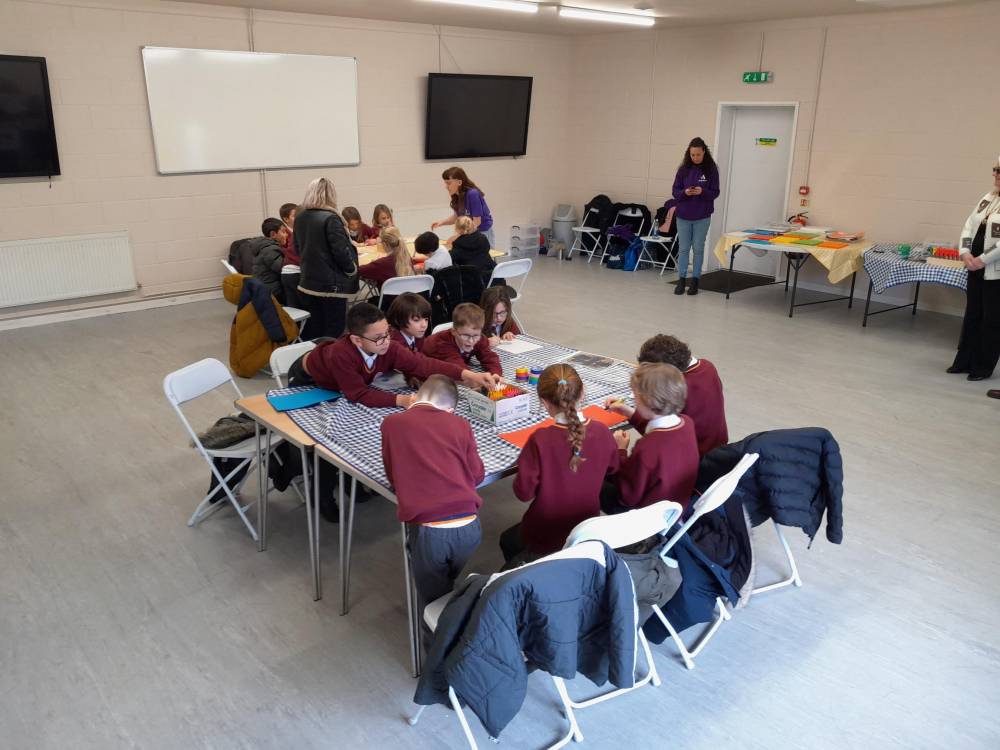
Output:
[863, 247, 968, 294]
[269, 335, 635, 492]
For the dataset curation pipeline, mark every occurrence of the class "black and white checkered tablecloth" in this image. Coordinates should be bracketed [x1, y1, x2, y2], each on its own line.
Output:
[864, 247, 968, 294]
[269, 335, 635, 492]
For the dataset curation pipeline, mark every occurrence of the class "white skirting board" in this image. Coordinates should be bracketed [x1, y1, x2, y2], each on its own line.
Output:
[0, 231, 137, 309]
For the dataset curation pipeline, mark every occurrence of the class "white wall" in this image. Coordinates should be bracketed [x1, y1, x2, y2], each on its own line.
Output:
[0, 0, 571, 313]
[567, 0, 1000, 314]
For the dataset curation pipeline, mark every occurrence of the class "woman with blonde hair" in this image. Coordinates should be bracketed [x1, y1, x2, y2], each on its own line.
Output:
[294, 177, 359, 337]
[360, 227, 417, 304]
[450, 215, 496, 286]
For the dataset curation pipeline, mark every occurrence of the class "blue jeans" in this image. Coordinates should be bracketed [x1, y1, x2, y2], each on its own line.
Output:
[676, 217, 711, 279]
[483, 225, 496, 249]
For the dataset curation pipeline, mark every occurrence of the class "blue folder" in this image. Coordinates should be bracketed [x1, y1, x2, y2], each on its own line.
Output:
[266, 388, 341, 412]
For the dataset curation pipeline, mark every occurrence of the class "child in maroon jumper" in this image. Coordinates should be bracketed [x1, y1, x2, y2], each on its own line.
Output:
[421, 303, 503, 375]
[480, 286, 522, 347]
[500, 364, 620, 566]
[605, 333, 728, 456]
[602, 362, 699, 513]
[387, 292, 431, 354]
[382, 376, 484, 607]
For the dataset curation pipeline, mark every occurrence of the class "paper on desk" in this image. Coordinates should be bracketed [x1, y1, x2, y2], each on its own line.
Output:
[495, 339, 542, 355]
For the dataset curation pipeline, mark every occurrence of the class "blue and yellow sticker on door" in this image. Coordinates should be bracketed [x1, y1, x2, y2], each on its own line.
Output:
[755, 137, 778, 147]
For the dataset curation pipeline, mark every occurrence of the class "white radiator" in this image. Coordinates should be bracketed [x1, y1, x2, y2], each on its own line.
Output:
[0, 231, 137, 309]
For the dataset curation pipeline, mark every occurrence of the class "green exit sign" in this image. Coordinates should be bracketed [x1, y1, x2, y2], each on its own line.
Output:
[742, 71, 772, 83]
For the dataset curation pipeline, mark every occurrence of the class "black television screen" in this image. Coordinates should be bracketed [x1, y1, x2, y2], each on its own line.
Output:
[0, 55, 60, 178]
[425, 73, 532, 160]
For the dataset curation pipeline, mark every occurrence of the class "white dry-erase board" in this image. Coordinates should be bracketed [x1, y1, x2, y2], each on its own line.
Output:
[141, 47, 360, 174]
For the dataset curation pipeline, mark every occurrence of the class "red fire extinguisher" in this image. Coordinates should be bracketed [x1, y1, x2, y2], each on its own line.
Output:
[787, 211, 808, 228]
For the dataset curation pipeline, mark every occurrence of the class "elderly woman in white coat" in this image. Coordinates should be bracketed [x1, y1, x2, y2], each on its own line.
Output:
[948, 159, 1000, 383]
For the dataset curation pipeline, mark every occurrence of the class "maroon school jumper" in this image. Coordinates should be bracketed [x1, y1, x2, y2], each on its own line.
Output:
[629, 358, 728, 456]
[422, 329, 502, 375]
[360, 256, 417, 290]
[304, 337, 463, 408]
[390, 328, 425, 354]
[513, 420, 620, 555]
[616, 415, 699, 510]
[381, 404, 484, 523]
[483, 319, 522, 339]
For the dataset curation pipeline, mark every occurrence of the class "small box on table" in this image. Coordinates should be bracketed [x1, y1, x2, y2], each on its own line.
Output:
[466, 384, 531, 426]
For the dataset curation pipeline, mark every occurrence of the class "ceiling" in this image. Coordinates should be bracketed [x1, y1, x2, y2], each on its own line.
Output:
[189, 0, 969, 34]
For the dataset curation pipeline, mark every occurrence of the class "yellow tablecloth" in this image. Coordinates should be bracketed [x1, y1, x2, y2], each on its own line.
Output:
[712, 233, 871, 284]
[358, 240, 505, 267]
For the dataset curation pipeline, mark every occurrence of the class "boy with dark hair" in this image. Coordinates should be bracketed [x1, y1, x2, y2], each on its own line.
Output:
[251, 217, 288, 303]
[288, 302, 498, 408]
[387, 292, 432, 353]
[417, 231, 452, 273]
[606, 333, 728, 456]
[382, 375, 484, 606]
[421, 303, 502, 375]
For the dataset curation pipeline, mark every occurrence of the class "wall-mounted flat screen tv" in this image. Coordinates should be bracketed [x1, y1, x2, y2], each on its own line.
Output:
[425, 73, 532, 160]
[0, 55, 61, 178]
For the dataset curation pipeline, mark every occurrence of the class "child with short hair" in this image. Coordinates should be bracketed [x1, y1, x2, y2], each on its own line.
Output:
[387, 292, 431, 353]
[381, 375, 484, 606]
[417, 231, 452, 273]
[421, 303, 502, 375]
[450, 215, 495, 285]
[500, 364, 620, 564]
[342, 206, 379, 244]
[480, 286, 521, 346]
[605, 333, 727, 456]
[372, 203, 395, 230]
[251, 217, 289, 303]
[602, 363, 699, 513]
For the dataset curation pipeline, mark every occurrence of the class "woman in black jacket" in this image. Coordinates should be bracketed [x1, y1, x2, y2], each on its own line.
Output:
[294, 178, 359, 338]
[450, 215, 496, 286]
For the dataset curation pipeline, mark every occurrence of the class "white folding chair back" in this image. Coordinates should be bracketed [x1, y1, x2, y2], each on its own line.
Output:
[221, 258, 239, 275]
[431, 322, 453, 335]
[269, 341, 317, 388]
[163, 358, 265, 541]
[282, 306, 311, 342]
[487, 258, 533, 333]
[614, 207, 647, 239]
[651, 453, 760, 669]
[571, 207, 605, 261]
[378, 275, 434, 310]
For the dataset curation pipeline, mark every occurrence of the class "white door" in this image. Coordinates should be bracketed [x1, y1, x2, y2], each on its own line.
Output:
[711, 105, 795, 277]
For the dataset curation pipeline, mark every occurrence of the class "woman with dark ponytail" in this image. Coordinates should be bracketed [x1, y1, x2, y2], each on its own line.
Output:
[499, 364, 621, 566]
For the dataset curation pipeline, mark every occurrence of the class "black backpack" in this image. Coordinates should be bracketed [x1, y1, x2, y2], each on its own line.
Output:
[228, 237, 256, 274]
[580, 194, 616, 252]
[430, 265, 486, 328]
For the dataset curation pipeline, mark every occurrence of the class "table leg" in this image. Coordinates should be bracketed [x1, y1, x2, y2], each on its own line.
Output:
[255, 421, 265, 552]
[302, 445, 320, 601]
[863, 279, 874, 327]
[848, 272, 857, 309]
[339, 468, 347, 616]
[261, 428, 271, 551]
[785, 253, 791, 292]
[402, 523, 421, 678]
[912, 281, 921, 315]
[345, 478, 357, 615]
[789, 255, 802, 318]
[726, 246, 738, 300]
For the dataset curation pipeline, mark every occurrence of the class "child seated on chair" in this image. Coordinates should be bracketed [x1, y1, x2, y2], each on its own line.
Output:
[417, 231, 452, 274]
[387, 292, 431, 354]
[381, 375, 484, 607]
[605, 334, 727, 456]
[480, 286, 520, 346]
[500, 364, 620, 566]
[343, 206, 379, 245]
[449, 216, 495, 286]
[372, 203, 396, 230]
[250, 218, 289, 304]
[421, 303, 502, 376]
[601, 363, 699, 514]
[360, 227, 418, 293]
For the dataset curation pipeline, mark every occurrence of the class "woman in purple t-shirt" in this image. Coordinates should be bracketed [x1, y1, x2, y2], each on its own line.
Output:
[432, 166, 495, 248]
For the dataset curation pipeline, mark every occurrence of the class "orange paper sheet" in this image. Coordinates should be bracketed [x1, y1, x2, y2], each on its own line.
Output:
[817, 241, 848, 249]
[499, 405, 625, 449]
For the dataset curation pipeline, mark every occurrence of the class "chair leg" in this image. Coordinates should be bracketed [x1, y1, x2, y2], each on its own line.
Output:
[563, 629, 661, 710]
[548, 677, 584, 749]
[752, 521, 804, 594]
[449, 687, 482, 750]
[188, 456, 259, 541]
[652, 606, 696, 669]
[686, 598, 729, 659]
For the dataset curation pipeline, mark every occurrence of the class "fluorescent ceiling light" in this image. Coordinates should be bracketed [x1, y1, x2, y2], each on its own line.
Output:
[428, 0, 539, 13]
[558, 6, 656, 26]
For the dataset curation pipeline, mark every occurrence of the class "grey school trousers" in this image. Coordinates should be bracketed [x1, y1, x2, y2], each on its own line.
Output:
[407, 518, 482, 607]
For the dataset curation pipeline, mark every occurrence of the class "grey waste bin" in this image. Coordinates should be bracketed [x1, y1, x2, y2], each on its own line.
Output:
[551, 204, 577, 250]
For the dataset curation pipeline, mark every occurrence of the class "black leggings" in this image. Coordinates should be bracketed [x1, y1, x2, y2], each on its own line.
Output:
[952, 271, 1000, 378]
[301, 294, 347, 339]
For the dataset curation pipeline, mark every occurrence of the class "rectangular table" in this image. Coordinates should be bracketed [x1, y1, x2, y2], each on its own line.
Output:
[861, 245, 968, 327]
[275, 335, 635, 675]
[712, 232, 868, 318]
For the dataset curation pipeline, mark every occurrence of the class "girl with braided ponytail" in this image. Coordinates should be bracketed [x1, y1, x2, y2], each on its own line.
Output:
[499, 364, 621, 566]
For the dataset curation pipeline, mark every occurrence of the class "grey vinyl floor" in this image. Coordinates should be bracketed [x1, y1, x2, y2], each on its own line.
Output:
[1, 258, 998, 750]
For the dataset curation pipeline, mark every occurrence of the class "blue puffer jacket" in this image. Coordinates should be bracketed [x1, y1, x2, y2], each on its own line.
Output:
[697, 428, 844, 544]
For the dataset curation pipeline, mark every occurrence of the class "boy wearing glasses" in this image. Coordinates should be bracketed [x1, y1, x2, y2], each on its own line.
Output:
[422, 303, 503, 375]
[289, 302, 498, 408]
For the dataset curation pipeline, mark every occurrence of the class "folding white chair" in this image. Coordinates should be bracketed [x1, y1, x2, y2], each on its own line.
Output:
[163, 358, 283, 541]
[636, 231, 678, 276]
[282, 306, 311, 342]
[221, 258, 239, 275]
[751, 520, 804, 594]
[570, 207, 605, 262]
[269, 341, 316, 388]
[431, 322, 453, 335]
[556, 501, 684, 712]
[487, 258, 532, 333]
[407, 541, 624, 750]
[378, 275, 434, 310]
[648, 453, 759, 669]
[589, 207, 646, 265]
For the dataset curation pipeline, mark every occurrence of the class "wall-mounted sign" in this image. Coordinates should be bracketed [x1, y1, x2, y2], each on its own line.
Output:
[755, 137, 778, 147]
[742, 71, 772, 83]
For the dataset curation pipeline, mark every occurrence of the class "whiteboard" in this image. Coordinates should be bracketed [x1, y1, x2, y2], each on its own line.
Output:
[141, 47, 360, 174]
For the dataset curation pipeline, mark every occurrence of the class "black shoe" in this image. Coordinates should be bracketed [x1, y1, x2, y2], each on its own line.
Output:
[319, 497, 340, 523]
[687, 278, 700, 296]
[674, 278, 687, 295]
[946, 365, 968, 374]
[967, 373, 989, 381]
[988, 390, 1000, 399]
